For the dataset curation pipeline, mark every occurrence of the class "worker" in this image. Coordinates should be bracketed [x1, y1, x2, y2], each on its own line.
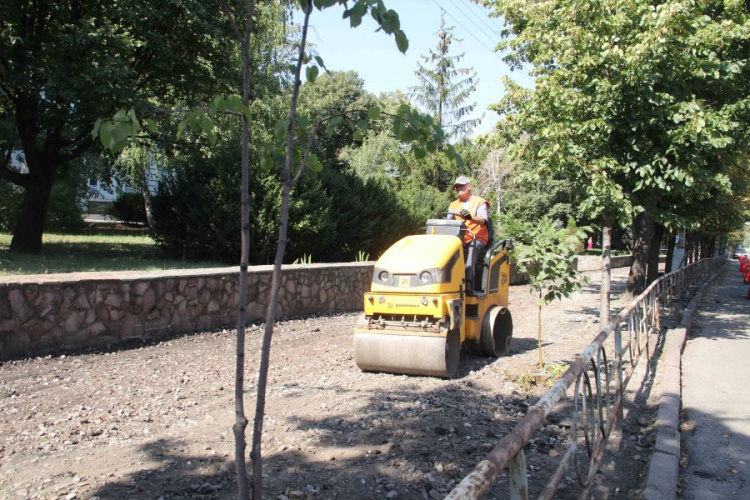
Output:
[449, 175, 490, 291]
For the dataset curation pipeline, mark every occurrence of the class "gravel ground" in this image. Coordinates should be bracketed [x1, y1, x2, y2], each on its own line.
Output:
[0, 267, 664, 499]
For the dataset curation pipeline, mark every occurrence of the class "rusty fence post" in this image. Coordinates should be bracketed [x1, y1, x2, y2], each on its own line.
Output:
[614, 322, 624, 426]
[509, 449, 528, 500]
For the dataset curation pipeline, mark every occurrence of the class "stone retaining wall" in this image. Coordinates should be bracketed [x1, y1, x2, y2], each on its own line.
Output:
[0, 256, 636, 360]
[0, 263, 372, 360]
[575, 255, 634, 272]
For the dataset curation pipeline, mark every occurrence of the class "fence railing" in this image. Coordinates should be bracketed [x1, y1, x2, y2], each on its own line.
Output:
[446, 255, 727, 499]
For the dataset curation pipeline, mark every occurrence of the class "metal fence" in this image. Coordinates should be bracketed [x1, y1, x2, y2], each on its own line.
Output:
[446, 255, 727, 499]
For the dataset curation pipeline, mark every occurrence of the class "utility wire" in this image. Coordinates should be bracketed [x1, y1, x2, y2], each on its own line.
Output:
[445, 0, 499, 45]
[431, 0, 503, 59]
[458, 0, 505, 35]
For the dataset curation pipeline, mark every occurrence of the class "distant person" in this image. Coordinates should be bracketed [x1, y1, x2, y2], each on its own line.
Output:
[588, 236, 594, 250]
[449, 176, 489, 291]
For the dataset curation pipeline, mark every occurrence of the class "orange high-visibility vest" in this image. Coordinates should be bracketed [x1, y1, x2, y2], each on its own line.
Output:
[449, 196, 490, 245]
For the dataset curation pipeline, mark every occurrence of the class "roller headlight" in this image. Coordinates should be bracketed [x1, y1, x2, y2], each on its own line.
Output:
[419, 271, 432, 283]
[378, 270, 390, 283]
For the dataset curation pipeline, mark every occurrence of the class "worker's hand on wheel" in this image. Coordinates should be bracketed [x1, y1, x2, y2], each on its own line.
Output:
[460, 209, 472, 220]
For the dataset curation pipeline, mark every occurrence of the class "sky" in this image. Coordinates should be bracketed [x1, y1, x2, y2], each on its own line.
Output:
[305, 0, 533, 137]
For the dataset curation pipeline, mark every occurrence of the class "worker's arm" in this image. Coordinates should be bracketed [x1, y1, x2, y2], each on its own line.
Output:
[469, 203, 488, 226]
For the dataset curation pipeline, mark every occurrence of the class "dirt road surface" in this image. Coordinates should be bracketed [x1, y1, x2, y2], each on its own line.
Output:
[1, 267, 661, 499]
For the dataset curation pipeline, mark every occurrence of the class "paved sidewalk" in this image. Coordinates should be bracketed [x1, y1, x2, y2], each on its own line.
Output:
[680, 263, 750, 499]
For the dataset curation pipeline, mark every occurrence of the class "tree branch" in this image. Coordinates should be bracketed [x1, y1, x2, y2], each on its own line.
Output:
[292, 120, 321, 187]
[283, 3, 312, 186]
[220, 1, 248, 50]
[59, 132, 93, 163]
[0, 151, 32, 188]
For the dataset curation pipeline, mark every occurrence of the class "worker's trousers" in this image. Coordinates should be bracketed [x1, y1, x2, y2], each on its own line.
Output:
[465, 239, 486, 292]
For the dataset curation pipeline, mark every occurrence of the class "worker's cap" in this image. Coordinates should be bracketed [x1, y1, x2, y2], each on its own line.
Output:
[453, 175, 471, 188]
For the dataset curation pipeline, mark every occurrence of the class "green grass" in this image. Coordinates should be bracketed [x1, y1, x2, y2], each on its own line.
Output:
[0, 226, 227, 276]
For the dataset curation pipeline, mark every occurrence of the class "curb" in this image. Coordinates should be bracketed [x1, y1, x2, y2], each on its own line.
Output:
[643, 264, 725, 500]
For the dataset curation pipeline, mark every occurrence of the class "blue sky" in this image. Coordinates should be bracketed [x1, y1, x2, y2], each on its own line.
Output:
[305, 0, 532, 137]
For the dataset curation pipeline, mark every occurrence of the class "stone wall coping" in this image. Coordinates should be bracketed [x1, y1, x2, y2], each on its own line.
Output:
[0, 261, 375, 286]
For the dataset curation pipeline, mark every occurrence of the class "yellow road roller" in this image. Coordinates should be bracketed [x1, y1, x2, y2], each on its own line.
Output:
[354, 217, 513, 378]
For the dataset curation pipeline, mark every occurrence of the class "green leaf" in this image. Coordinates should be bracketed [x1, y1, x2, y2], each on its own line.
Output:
[111, 122, 129, 143]
[308, 153, 323, 173]
[395, 30, 409, 54]
[378, 9, 399, 34]
[187, 112, 201, 132]
[326, 121, 337, 137]
[199, 115, 213, 132]
[274, 119, 290, 140]
[99, 122, 113, 149]
[413, 146, 426, 159]
[313, 0, 338, 9]
[113, 109, 127, 123]
[695, 117, 706, 133]
[207, 128, 217, 146]
[144, 118, 158, 133]
[226, 95, 244, 113]
[354, 130, 364, 142]
[91, 119, 102, 140]
[454, 151, 465, 168]
[306, 65, 319, 83]
[177, 121, 187, 140]
[213, 95, 227, 112]
[368, 106, 381, 120]
[343, 3, 366, 27]
[260, 154, 274, 172]
[398, 125, 420, 142]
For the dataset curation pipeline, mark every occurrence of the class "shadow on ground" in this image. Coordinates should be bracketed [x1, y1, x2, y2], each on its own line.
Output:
[91, 332, 665, 500]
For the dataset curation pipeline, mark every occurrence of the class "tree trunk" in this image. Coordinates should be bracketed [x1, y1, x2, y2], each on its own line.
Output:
[138, 153, 156, 228]
[9, 180, 53, 253]
[600, 222, 612, 330]
[251, 175, 290, 500]
[250, 5, 311, 499]
[537, 291, 543, 370]
[626, 211, 653, 299]
[664, 231, 675, 274]
[221, 1, 257, 499]
[646, 223, 663, 284]
[707, 237, 717, 258]
[233, 88, 252, 500]
[685, 234, 693, 265]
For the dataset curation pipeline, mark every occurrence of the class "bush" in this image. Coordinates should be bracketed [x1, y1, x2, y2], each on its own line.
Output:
[149, 132, 336, 264]
[46, 180, 86, 231]
[316, 168, 413, 261]
[111, 192, 147, 226]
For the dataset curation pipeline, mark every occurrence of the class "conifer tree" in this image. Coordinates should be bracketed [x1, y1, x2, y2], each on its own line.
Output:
[410, 13, 480, 141]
